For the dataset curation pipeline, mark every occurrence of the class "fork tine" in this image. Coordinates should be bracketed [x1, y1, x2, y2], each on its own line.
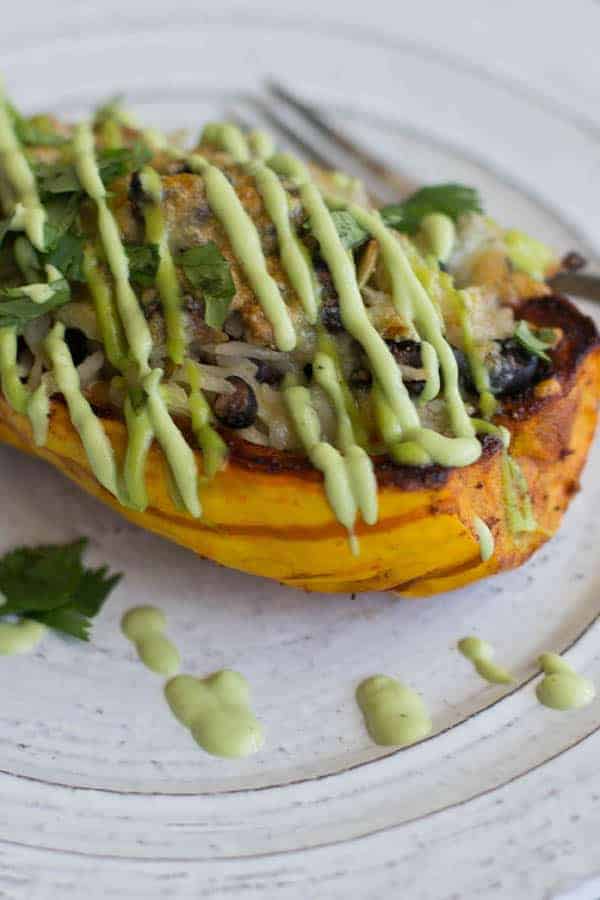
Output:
[266, 80, 415, 198]
[225, 108, 255, 134]
[250, 98, 344, 173]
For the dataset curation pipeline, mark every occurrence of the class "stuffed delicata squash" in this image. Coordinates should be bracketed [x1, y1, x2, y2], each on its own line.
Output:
[0, 92, 597, 595]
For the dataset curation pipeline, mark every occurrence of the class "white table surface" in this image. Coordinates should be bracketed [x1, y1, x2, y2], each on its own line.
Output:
[2, 2, 600, 898]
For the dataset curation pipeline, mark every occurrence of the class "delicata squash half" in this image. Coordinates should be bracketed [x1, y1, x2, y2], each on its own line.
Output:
[0, 92, 598, 596]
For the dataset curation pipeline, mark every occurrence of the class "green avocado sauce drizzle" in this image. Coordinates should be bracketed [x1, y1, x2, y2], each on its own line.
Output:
[502, 452, 537, 534]
[82, 245, 128, 371]
[142, 369, 202, 517]
[454, 288, 497, 419]
[0, 84, 46, 250]
[458, 636, 514, 685]
[247, 129, 275, 161]
[312, 350, 378, 527]
[27, 380, 49, 446]
[123, 395, 154, 510]
[165, 670, 264, 758]
[186, 359, 228, 479]
[122, 605, 264, 757]
[472, 516, 495, 562]
[121, 605, 180, 676]
[253, 163, 319, 325]
[284, 379, 359, 552]
[0, 326, 28, 413]
[46, 321, 120, 497]
[356, 674, 432, 747]
[0, 619, 46, 655]
[73, 122, 152, 375]
[419, 212, 455, 263]
[536, 652, 596, 711]
[138, 166, 186, 364]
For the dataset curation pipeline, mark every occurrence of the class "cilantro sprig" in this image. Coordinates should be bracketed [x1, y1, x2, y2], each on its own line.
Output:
[380, 183, 483, 234]
[0, 539, 121, 641]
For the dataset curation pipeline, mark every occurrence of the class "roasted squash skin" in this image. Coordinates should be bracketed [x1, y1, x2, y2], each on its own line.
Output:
[0, 296, 597, 596]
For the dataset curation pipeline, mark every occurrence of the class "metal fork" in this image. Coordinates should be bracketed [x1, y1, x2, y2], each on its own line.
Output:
[231, 80, 599, 302]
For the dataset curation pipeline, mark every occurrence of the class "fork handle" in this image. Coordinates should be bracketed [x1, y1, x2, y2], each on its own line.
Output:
[547, 272, 600, 302]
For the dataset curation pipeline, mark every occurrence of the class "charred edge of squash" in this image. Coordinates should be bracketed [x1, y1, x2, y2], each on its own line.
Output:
[502, 294, 600, 420]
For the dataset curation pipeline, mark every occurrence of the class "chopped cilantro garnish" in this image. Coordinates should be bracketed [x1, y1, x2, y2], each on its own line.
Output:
[47, 232, 85, 282]
[0, 539, 121, 641]
[302, 209, 369, 251]
[178, 242, 236, 329]
[97, 143, 153, 185]
[329, 210, 369, 250]
[125, 243, 160, 287]
[34, 141, 152, 198]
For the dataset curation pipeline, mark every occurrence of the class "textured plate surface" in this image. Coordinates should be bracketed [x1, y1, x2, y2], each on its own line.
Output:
[1, 4, 600, 898]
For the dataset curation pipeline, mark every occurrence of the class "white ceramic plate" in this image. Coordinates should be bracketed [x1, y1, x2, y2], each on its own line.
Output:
[1, 10, 600, 899]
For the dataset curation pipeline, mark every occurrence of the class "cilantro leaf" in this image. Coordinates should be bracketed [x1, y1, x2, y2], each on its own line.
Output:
[178, 242, 236, 329]
[30, 606, 93, 641]
[6, 104, 67, 148]
[47, 232, 85, 281]
[18, 120, 68, 148]
[514, 320, 556, 362]
[43, 195, 81, 252]
[0, 276, 71, 331]
[93, 95, 126, 126]
[380, 183, 483, 234]
[34, 161, 81, 196]
[302, 209, 368, 251]
[97, 143, 152, 186]
[125, 243, 160, 287]
[34, 142, 152, 198]
[0, 539, 122, 641]
[31, 566, 121, 640]
[329, 211, 369, 250]
[0, 540, 88, 614]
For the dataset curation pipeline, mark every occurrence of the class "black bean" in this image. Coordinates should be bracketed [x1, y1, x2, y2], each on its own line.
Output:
[213, 376, 258, 429]
[386, 339, 422, 368]
[349, 367, 372, 391]
[315, 264, 345, 333]
[192, 203, 212, 226]
[223, 311, 245, 340]
[320, 296, 344, 332]
[488, 338, 543, 397]
[128, 171, 146, 223]
[451, 345, 476, 395]
[561, 250, 587, 272]
[253, 359, 283, 386]
[385, 339, 427, 396]
[64, 328, 88, 366]
[303, 362, 313, 380]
